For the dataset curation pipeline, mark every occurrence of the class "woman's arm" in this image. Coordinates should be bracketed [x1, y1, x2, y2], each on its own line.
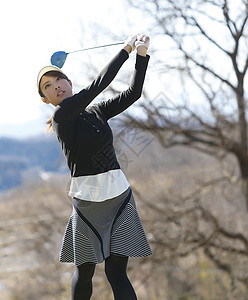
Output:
[98, 35, 150, 120]
[53, 38, 138, 123]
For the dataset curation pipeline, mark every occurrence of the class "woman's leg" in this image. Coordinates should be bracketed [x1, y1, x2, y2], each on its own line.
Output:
[71, 263, 96, 300]
[105, 255, 137, 300]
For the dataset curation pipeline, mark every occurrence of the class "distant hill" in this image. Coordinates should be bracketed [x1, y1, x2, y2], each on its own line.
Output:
[0, 135, 66, 191]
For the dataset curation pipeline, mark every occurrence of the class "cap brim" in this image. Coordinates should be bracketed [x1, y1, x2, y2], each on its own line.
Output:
[37, 65, 66, 90]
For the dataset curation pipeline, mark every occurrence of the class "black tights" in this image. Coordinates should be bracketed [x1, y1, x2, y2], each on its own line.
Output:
[71, 255, 137, 300]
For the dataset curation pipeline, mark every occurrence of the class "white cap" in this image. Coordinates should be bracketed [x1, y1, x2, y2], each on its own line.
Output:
[37, 65, 66, 90]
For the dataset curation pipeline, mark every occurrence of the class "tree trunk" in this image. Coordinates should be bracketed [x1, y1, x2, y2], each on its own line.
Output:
[231, 146, 248, 210]
[241, 178, 248, 211]
[237, 153, 248, 211]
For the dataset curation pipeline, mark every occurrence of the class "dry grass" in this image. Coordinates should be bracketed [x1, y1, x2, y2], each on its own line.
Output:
[1, 144, 248, 299]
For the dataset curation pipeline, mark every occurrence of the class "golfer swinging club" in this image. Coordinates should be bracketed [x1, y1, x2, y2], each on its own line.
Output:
[37, 34, 152, 300]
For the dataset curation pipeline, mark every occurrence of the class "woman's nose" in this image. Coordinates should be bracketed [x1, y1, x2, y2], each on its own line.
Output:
[55, 84, 60, 90]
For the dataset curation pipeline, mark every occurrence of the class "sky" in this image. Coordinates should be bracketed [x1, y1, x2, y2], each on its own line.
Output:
[1, 0, 240, 139]
[0, 0, 151, 138]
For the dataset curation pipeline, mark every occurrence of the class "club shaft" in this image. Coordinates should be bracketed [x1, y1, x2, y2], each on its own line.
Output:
[69, 41, 125, 54]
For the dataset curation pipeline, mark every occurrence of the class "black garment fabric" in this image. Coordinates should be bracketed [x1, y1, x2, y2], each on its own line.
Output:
[105, 255, 137, 300]
[52, 50, 150, 178]
[71, 255, 137, 300]
[71, 263, 95, 300]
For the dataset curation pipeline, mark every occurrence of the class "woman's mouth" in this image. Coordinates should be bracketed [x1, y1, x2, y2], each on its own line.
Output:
[57, 91, 65, 97]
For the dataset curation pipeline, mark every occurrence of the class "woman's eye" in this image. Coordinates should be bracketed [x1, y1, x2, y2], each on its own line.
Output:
[45, 84, 50, 89]
[56, 77, 61, 81]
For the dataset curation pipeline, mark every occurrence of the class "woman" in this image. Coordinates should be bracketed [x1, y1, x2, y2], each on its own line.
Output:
[37, 34, 152, 300]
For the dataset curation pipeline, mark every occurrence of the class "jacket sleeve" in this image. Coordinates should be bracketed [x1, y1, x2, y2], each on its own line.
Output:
[53, 49, 129, 123]
[97, 53, 150, 120]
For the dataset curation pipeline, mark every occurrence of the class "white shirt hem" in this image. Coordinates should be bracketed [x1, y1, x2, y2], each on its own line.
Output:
[68, 169, 130, 202]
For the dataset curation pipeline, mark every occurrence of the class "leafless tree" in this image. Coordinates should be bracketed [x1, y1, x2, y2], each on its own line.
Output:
[106, 0, 248, 297]
[123, 0, 248, 210]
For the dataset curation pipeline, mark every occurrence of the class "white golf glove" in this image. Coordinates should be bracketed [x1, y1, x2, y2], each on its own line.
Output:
[135, 34, 150, 50]
[125, 34, 138, 51]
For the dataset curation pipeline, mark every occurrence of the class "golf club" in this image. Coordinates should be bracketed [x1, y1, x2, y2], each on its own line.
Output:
[51, 41, 125, 68]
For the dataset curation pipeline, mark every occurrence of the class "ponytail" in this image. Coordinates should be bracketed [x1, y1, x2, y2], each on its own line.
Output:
[46, 115, 54, 135]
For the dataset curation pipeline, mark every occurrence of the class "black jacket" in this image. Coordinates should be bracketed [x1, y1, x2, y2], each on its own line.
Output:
[52, 49, 150, 178]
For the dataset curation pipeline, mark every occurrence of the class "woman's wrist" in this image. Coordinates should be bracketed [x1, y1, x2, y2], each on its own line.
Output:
[137, 45, 147, 57]
[123, 45, 132, 54]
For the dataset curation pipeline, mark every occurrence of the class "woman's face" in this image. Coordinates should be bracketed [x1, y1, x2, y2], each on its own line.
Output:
[40, 75, 73, 106]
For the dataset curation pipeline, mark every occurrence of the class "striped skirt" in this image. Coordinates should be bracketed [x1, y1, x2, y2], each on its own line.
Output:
[59, 188, 152, 266]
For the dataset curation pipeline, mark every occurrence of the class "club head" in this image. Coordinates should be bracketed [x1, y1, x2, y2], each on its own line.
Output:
[50, 51, 68, 68]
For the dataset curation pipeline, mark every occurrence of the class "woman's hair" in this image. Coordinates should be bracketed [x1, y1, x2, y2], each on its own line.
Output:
[39, 70, 70, 135]
[38, 70, 70, 97]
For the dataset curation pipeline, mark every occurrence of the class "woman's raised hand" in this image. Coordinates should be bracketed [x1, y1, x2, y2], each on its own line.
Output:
[135, 34, 150, 57]
[125, 34, 138, 52]
[124, 34, 150, 56]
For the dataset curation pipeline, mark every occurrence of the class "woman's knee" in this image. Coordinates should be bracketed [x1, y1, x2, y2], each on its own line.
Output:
[76, 263, 96, 282]
[71, 264, 96, 300]
[105, 255, 128, 282]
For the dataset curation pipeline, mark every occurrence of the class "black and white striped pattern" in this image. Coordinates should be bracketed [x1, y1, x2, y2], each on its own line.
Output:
[110, 199, 152, 257]
[59, 189, 152, 265]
